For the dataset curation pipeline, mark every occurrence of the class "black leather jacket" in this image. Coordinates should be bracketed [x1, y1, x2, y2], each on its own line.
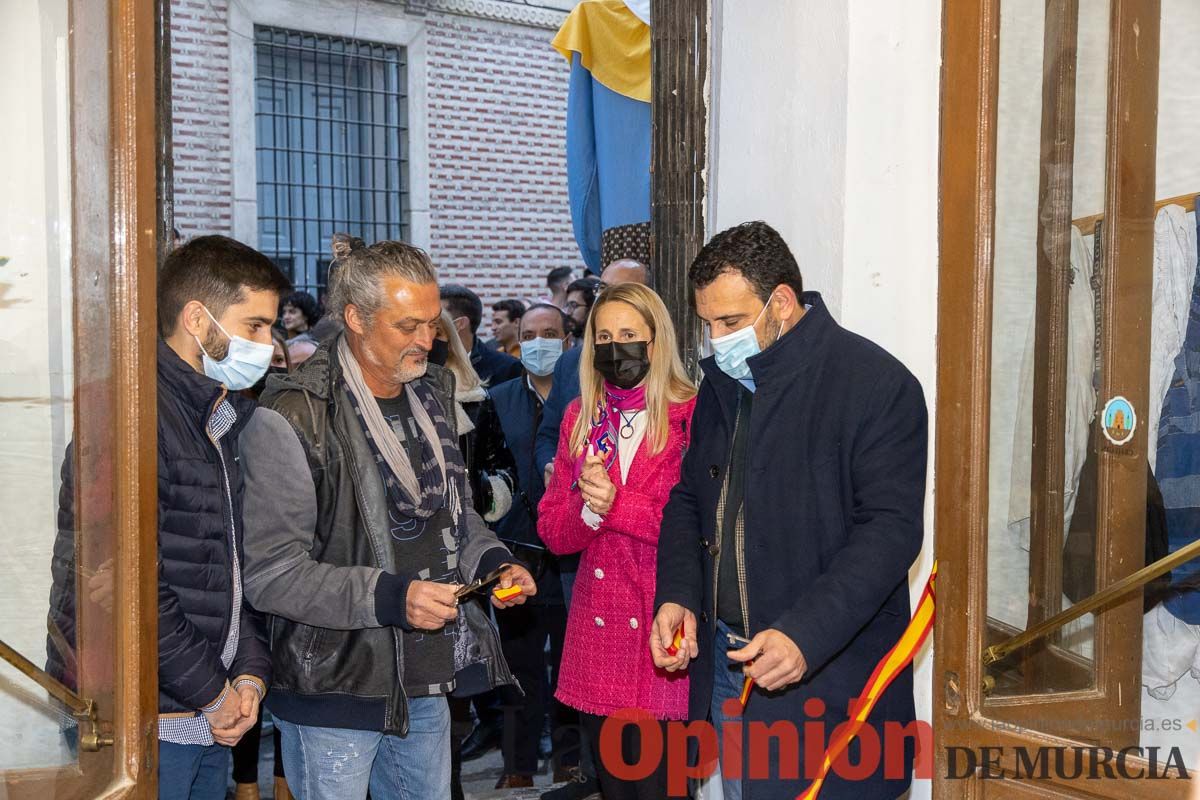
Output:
[245, 341, 517, 736]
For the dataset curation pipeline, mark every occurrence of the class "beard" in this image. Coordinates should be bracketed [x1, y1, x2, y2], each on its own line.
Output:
[201, 325, 229, 362]
[759, 306, 784, 349]
[363, 340, 428, 385]
[396, 357, 429, 384]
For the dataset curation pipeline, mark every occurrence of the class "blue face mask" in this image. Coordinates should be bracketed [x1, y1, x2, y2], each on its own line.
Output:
[709, 294, 781, 381]
[193, 306, 274, 390]
[519, 336, 565, 377]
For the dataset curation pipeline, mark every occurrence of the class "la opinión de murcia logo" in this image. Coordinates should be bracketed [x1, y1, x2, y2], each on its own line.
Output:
[592, 706, 1191, 797]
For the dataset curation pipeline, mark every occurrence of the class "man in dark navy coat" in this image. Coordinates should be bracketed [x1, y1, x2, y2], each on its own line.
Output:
[489, 303, 581, 790]
[651, 222, 927, 800]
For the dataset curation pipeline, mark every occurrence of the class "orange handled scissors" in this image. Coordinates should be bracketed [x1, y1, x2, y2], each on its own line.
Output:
[665, 623, 685, 656]
[492, 584, 523, 601]
[455, 565, 517, 600]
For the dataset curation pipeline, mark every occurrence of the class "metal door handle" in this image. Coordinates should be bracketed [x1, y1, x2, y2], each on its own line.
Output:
[0, 637, 113, 750]
[983, 537, 1200, 666]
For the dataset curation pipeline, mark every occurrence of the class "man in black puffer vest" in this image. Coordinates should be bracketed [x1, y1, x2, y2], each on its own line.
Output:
[46, 236, 289, 800]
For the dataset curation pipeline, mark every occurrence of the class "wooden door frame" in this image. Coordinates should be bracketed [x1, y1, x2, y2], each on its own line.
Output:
[2, 0, 158, 795]
[934, 0, 1174, 797]
[110, 0, 162, 792]
[650, 0, 709, 372]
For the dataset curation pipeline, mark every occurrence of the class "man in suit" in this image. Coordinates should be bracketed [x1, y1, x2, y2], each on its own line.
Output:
[489, 303, 579, 789]
[652, 222, 928, 799]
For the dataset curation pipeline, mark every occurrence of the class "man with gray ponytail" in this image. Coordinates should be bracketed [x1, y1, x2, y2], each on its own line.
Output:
[239, 241, 536, 799]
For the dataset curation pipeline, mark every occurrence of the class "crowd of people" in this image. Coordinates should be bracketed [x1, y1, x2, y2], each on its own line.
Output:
[47, 222, 928, 800]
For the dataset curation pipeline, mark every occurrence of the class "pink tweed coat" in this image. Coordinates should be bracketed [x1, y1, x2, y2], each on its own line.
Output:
[538, 396, 696, 720]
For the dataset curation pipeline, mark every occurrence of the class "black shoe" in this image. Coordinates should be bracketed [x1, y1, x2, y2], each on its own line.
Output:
[541, 768, 601, 800]
[459, 718, 503, 762]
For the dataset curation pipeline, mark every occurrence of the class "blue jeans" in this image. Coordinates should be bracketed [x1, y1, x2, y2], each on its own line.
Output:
[275, 696, 451, 800]
[158, 740, 230, 800]
[711, 619, 746, 800]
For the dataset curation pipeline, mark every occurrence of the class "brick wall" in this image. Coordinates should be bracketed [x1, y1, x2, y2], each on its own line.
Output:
[170, 0, 234, 238]
[424, 12, 581, 321]
[169, 2, 581, 337]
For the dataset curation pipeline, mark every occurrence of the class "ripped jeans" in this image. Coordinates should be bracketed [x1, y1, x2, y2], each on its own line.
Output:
[274, 697, 451, 800]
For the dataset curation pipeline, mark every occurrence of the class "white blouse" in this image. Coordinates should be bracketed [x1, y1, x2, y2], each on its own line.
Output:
[581, 409, 647, 528]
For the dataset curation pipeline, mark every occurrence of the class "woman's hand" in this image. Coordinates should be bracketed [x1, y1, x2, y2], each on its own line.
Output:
[579, 455, 616, 516]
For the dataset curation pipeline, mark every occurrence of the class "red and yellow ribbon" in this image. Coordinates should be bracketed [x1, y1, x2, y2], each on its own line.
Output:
[797, 561, 938, 800]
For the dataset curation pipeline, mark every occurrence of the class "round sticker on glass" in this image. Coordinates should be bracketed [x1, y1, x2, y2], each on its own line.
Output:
[1101, 395, 1136, 446]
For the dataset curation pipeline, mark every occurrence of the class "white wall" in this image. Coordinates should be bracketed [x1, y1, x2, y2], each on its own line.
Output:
[0, 0, 77, 771]
[709, 2, 941, 797]
[708, 0, 849, 317]
[840, 5, 941, 797]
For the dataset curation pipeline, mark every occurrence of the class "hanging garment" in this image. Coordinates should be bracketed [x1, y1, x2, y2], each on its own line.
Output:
[1142, 601, 1200, 701]
[1062, 428, 1170, 608]
[1148, 204, 1200, 470]
[1007, 226, 1097, 550]
[1155, 202, 1200, 625]
[552, 0, 651, 273]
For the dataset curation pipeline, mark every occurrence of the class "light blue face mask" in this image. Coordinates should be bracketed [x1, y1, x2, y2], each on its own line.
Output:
[193, 306, 274, 390]
[519, 336, 565, 377]
[709, 294, 781, 382]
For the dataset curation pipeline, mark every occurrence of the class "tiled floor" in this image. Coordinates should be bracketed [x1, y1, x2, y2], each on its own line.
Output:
[462, 748, 560, 800]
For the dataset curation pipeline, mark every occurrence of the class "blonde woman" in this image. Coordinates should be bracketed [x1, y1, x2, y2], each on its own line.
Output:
[538, 284, 696, 800]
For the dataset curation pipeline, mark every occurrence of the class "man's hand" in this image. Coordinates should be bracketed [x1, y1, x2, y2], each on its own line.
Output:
[727, 628, 807, 691]
[651, 603, 698, 671]
[406, 580, 461, 630]
[211, 680, 262, 746]
[86, 558, 114, 613]
[491, 563, 537, 609]
[543, 462, 555, 486]
[202, 684, 245, 744]
[580, 455, 616, 516]
[240, 683, 261, 716]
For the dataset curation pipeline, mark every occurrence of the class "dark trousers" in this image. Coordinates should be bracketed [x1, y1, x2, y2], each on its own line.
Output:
[580, 712, 670, 800]
[158, 741, 229, 800]
[230, 709, 285, 784]
[496, 600, 578, 775]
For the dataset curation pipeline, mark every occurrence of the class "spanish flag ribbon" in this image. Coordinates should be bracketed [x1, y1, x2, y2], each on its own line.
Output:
[797, 561, 938, 800]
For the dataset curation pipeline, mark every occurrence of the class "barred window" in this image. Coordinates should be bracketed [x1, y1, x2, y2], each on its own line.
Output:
[254, 26, 409, 298]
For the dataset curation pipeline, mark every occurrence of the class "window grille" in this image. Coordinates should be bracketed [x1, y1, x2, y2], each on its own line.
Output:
[254, 26, 409, 298]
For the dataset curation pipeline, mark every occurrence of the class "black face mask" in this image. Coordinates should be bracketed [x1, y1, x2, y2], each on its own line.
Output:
[593, 341, 651, 390]
[428, 338, 450, 367]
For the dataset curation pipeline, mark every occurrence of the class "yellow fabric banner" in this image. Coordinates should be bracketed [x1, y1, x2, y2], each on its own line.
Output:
[551, 0, 651, 103]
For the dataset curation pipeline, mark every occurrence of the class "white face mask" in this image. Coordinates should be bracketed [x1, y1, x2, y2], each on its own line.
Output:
[519, 336, 565, 377]
[708, 294, 781, 381]
[193, 306, 274, 390]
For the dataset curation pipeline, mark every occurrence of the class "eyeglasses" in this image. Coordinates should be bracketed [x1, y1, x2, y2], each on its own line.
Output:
[564, 301, 586, 313]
